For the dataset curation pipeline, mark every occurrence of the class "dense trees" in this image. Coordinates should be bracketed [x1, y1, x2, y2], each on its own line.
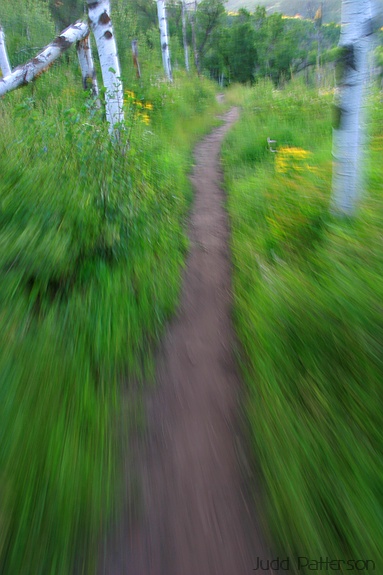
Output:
[7, 1, 382, 89]
[0, 1, 348, 88]
[226, 0, 343, 23]
[156, 1, 341, 85]
[201, 5, 341, 84]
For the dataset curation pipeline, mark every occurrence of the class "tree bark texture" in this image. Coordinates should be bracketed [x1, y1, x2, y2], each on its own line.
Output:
[157, 0, 173, 81]
[0, 21, 89, 97]
[0, 25, 11, 77]
[182, 1, 190, 72]
[76, 33, 99, 96]
[86, 0, 124, 132]
[332, 0, 377, 214]
[191, 1, 199, 74]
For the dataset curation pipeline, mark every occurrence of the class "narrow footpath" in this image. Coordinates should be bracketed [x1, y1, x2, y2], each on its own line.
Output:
[99, 107, 271, 575]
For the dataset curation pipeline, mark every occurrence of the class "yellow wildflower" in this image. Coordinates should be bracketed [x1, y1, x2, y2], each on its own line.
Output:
[275, 147, 312, 174]
[125, 90, 135, 99]
[141, 113, 150, 125]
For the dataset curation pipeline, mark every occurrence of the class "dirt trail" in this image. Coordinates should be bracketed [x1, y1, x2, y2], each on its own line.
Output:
[99, 107, 271, 575]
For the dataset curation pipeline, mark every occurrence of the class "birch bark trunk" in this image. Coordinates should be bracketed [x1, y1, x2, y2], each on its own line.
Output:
[76, 33, 99, 96]
[156, 0, 173, 81]
[332, 0, 376, 214]
[0, 25, 11, 77]
[86, 0, 124, 133]
[0, 21, 89, 97]
[191, 1, 200, 74]
[181, 1, 190, 72]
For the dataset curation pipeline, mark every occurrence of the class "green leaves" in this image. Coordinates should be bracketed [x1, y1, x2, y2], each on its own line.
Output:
[0, 0, 55, 64]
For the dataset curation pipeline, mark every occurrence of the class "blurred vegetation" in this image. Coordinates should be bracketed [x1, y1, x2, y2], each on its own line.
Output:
[0, 17, 220, 574]
[0, 0, 55, 67]
[222, 80, 383, 573]
[204, 6, 341, 85]
[226, 0, 343, 22]
[1, 1, 383, 574]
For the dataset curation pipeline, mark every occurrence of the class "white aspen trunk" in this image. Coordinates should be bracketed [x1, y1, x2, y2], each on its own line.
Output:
[0, 21, 89, 97]
[76, 33, 99, 96]
[332, 0, 375, 214]
[156, 0, 173, 81]
[181, 1, 190, 72]
[191, 0, 199, 74]
[0, 25, 11, 77]
[86, 0, 124, 133]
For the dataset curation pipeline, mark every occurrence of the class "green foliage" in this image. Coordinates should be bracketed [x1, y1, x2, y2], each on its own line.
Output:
[226, 0, 344, 23]
[224, 9, 258, 83]
[223, 81, 383, 573]
[200, 7, 340, 85]
[0, 54, 219, 574]
[128, 0, 158, 30]
[196, 0, 226, 56]
[48, 0, 84, 29]
[0, 0, 55, 66]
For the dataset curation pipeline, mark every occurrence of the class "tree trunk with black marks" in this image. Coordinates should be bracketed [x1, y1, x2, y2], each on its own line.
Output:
[0, 24, 11, 77]
[0, 21, 89, 97]
[77, 33, 99, 97]
[86, 0, 124, 133]
[332, 0, 379, 214]
[156, 0, 172, 81]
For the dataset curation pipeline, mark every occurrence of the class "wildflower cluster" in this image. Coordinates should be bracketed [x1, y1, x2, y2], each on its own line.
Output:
[124, 90, 153, 125]
[275, 146, 312, 174]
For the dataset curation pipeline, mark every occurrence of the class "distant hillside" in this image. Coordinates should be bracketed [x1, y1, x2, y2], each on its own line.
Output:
[225, 0, 342, 23]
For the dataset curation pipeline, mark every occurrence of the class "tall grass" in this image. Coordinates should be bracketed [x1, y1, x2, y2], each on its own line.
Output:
[0, 58, 219, 574]
[223, 80, 383, 573]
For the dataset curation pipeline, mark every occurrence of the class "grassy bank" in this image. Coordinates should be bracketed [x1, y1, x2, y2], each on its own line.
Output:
[0, 60, 220, 574]
[222, 81, 383, 572]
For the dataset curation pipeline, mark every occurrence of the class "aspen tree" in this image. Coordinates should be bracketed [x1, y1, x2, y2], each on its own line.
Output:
[191, 0, 199, 73]
[182, 1, 190, 72]
[332, 0, 379, 214]
[86, 0, 124, 132]
[0, 24, 11, 77]
[157, 0, 173, 81]
[77, 33, 99, 96]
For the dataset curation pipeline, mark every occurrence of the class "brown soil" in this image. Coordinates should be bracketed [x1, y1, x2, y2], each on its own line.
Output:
[98, 107, 271, 575]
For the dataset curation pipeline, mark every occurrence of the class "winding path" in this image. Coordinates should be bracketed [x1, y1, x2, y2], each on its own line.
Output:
[99, 107, 271, 575]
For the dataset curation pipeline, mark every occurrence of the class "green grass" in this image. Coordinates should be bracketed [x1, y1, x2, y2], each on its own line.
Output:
[222, 80, 383, 573]
[0, 58, 220, 574]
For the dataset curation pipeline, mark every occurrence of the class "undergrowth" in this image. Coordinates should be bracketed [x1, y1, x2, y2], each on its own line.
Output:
[223, 80, 383, 573]
[0, 59, 219, 574]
